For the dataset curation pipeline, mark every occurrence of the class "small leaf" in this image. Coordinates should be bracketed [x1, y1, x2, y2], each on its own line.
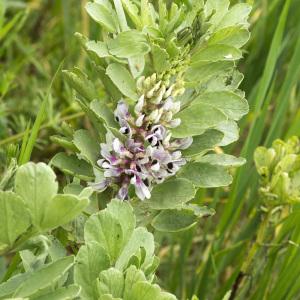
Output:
[106, 63, 138, 100]
[208, 26, 250, 48]
[51, 153, 94, 181]
[106, 199, 136, 247]
[15, 162, 58, 229]
[0, 191, 31, 251]
[86, 40, 110, 58]
[34, 285, 81, 300]
[73, 129, 100, 164]
[218, 3, 251, 29]
[14, 256, 75, 297]
[192, 44, 242, 62]
[85, 2, 119, 33]
[116, 227, 154, 271]
[193, 91, 248, 121]
[90, 99, 119, 129]
[182, 129, 224, 157]
[151, 44, 171, 73]
[40, 194, 89, 231]
[198, 154, 246, 167]
[180, 162, 232, 187]
[74, 242, 110, 300]
[172, 103, 227, 138]
[151, 204, 214, 233]
[97, 268, 124, 298]
[107, 30, 150, 58]
[62, 69, 97, 102]
[145, 178, 195, 210]
[84, 211, 124, 263]
[214, 120, 239, 146]
[185, 61, 233, 83]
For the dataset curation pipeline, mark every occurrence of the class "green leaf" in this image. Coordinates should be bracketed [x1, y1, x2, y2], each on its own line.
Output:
[151, 44, 171, 73]
[193, 91, 248, 121]
[51, 153, 94, 181]
[73, 129, 100, 164]
[124, 266, 146, 299]
[198, 154, 246, 167]
[180, 162, 232, 187]
[74, 242, 110, 300]
[97, 268, 124, 298]
[106, 63, 138, 100]
[182, 129, 224, 157]
[151, 207, 212, 232]
[217, 3, 251, 29]
[13, 256, 75, 298]
[172, 103, 227, 138]
[0, 191, 31, 251]
[214, 120, 239, 146]
[208, 26, 250, 48]
[33, 285, 81, 300]
[145, 178, 195, 210]
[185, 61, 234, 83]
[116, 227, 154, 271]
[86, 40, 110, 58]
[0, 273, 32, 298]
[120, 0, 141, 28]
[107, 30, 150, 58]
[85, 2, 119, 33]
[84, 211, 124, 263]
[62, 69, 97, 102]
[90, 99, 119, 129]
[15, 162, 58, 229]
[192, 44, 242, 62]
[106, 199, 136, 247]
[40, 194, 89, 231]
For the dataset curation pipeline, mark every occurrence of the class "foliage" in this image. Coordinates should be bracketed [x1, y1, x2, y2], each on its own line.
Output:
[1, 0, 300, 300]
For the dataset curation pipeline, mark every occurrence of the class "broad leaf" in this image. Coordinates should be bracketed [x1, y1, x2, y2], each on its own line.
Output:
[15, 162, 58, 229]
[145, 178, 195, 210]
[208, 26, 250, 48]
[75, 242, 110, 300]
[193, 91, 248, 121]
[172, 103, 227, 138]
[0, 191, 30, 251]
[40, 194, 89, 231]
[34, 285, 81, 300]
[198, 154, 246, 167]
[180, 162, 232, 187]
[13, 256, 75, 298]
[73, 129, 100, 164]
[182, 129, 224, 157]
[214, 120, 239, 146]
[192, 44, 242, 62]
[116, 227, 154, 271]
[106, 63, 138, 100]
[97, 268, 124, 298]
[51, 152, 94, 181]
[84, 211, 124, 263]
[107, 30, 150, 58]
[86, 2, 119, 33]
[151, 207, 214, 232]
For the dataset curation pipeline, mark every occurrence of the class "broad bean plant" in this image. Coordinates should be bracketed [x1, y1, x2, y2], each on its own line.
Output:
[0, 0, 252, 299]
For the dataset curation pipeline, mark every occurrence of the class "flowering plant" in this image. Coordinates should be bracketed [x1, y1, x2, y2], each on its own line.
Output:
[52, 0, 250, 228]
[0, 0, 251, 299]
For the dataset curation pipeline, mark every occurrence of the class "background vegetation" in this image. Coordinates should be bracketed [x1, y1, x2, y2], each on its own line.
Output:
[1, 0, 300, 299]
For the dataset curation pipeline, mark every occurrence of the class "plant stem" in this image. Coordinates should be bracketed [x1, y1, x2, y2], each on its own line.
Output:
[229, 211, 269, 300]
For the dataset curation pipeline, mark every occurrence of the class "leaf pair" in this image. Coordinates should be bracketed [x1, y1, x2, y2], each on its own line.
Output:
[0, 162, 89, 253]
[74, 199, 175, 299]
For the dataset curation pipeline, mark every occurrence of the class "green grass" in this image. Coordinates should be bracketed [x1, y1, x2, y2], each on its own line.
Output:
[1, 0, 300, 299]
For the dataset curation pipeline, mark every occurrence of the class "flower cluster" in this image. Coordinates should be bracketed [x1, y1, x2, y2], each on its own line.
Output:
[93, 73, 192, 200]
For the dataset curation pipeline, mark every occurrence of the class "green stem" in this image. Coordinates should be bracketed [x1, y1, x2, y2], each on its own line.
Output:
[229, 211, 270, 300]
